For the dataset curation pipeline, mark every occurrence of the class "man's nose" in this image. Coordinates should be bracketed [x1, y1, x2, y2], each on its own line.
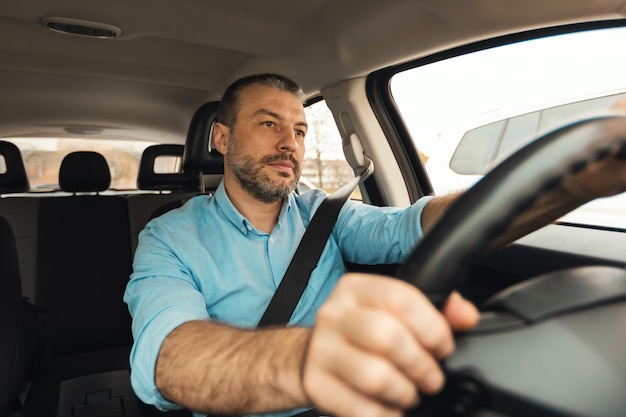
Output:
[277, 129, 298, 152]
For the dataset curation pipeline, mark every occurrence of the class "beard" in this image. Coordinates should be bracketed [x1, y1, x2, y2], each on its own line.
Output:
[227, 137, 301, 203]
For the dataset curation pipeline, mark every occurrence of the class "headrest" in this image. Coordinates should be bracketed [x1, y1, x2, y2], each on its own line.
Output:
[59, 151, 111, 193]
[137, 144, 199, 191]
[0, 141, 29, 194]
[182, 101, 224, 175]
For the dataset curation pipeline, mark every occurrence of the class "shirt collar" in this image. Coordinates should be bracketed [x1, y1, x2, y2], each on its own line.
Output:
[214, 180, 293, 236]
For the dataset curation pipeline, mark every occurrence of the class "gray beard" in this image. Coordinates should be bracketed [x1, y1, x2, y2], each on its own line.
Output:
[227, 145, 300, 203]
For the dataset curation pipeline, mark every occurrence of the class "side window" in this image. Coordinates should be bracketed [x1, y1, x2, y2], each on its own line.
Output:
[153, 154, 182, 174]
[391, 26, 626, 228]
[303, 99, 360, 199]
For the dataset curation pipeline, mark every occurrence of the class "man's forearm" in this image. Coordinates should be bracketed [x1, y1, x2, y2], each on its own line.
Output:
[155, 320, 311, 415]
[420, 192, 460, 234]
[421, 188, 582, 249]
[488, 187, 583, 248]
[421, 152, 626, 249]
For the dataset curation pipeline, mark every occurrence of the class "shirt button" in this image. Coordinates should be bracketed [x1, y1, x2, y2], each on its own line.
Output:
[241, 227, 246, 233]
[246, 225, 252, 231]
[269, 237, 275, 244]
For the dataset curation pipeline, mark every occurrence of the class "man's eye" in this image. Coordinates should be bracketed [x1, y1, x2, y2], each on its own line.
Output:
[263, 121, 274, 127]
[295, 129, 306, 138]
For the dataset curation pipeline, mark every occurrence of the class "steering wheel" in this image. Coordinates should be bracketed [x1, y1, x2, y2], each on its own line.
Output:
[396, 114, 626, 417]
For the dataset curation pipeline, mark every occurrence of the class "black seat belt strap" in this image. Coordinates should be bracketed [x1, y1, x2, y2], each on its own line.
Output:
[258, 160, 373, 327]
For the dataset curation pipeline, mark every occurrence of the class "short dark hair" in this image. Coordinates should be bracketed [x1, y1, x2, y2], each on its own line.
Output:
[216, 73, 306, 128]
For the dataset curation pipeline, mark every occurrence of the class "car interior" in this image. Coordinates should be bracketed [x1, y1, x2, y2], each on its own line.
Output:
[1, 1, 625, 416]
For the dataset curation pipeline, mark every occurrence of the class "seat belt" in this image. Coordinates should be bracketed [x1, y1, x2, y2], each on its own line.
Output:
[258, 157, 373, 327]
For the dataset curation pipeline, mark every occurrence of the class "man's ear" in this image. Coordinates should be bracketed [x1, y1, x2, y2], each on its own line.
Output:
[212, 122, 229, 155]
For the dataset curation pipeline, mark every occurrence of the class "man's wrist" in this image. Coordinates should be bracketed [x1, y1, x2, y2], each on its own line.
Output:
[269, 326, 314, 408]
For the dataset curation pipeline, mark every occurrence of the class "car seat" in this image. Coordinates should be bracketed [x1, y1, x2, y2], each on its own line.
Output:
[0, 216, 28, 416]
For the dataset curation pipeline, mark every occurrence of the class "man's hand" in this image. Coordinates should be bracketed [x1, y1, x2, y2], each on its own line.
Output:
[301, 273, 479, 417]
[562, 154, 626, 202]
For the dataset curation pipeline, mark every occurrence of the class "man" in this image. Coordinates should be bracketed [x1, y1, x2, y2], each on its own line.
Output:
[124, 73, 626, 417]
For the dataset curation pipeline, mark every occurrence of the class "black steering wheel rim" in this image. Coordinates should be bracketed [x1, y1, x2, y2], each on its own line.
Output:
[396, 113, 626, 308]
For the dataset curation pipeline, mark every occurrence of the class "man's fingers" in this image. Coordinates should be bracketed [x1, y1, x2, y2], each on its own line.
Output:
[334, 274, 455, 359]
[304, 369, 404, 417]
[331, 306, 445, 395]
[307, 327, 421, 409]
[443, 292, 480, 331]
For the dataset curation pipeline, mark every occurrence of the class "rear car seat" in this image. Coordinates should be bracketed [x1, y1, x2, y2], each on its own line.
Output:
[25, 151, 136, 416]
[0, 140, 40, 303]
[24, 151, 195, 416]
[35, 151, 133, 357]
[0, 216, 29, 416]
[0, 140, 29, 194]
[0, 142, 51, 415]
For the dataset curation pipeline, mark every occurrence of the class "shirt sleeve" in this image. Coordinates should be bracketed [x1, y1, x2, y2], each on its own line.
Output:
[124, 217, 211, 411]
[334, 195, 435, 265]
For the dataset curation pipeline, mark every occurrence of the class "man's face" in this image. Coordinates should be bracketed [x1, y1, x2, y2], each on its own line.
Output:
[223, 84, 307, 203]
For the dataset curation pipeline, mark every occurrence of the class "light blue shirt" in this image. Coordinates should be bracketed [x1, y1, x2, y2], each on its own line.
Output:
[124, 181, 433, 416]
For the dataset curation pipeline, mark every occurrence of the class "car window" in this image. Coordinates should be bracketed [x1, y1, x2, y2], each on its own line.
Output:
[6, 138, 157, 192]
[5, 102, 355, 197]
[303, 99, 361, 200]
[390, 25, 626, 229]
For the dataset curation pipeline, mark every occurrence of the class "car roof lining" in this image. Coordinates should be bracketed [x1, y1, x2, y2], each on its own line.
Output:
[0, 0, 625, 142]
